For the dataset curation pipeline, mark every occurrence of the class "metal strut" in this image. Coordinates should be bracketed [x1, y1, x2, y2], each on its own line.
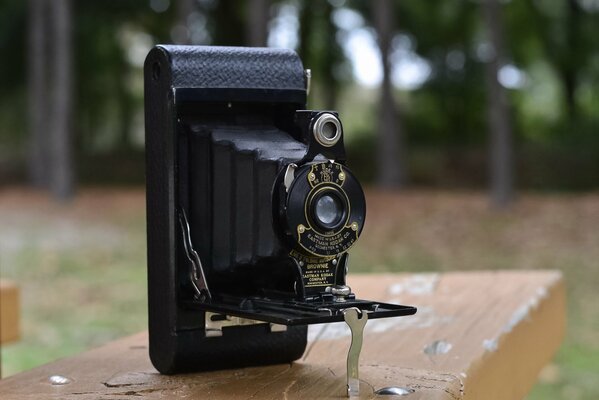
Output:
[178, 208, 211, 302]
[343, 307, 368, 398]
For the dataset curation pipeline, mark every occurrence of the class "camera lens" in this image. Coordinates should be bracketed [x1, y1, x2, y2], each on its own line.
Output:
[282, 162, 365, 257]
[312, 191, 345, 230]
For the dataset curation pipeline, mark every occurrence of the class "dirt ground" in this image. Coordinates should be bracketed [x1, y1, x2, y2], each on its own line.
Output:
[1, 187, 598, 399]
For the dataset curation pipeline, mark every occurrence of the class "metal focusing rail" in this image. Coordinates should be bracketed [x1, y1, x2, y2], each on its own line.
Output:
[187, 295, 416, 325]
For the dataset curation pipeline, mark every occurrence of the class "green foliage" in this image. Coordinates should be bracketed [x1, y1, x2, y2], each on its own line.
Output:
[0, 0, 27, 94]
[73, 1, 176, 154]
[298, 0, 349, 110]
[1, 0, 598, 189]
[1, 197, 148, 376]
[342, 0, 599, 189]
[204, 0, 246, 45]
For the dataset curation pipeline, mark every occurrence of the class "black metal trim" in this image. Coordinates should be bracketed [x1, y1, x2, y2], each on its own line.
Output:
[185, 297, 417, 326]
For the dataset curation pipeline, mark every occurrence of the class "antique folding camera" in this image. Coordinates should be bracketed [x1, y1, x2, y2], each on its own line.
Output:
[144, 45, 416, 393]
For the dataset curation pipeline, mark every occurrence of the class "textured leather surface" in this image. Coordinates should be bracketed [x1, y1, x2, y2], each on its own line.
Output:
[145, 45, 309, 374]
[200, 127, 307, 269]
[165, 324, 308, 374]
[158, 45, 306, 90]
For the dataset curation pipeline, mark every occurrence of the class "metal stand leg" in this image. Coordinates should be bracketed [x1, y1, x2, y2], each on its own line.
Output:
[343, 307, 368, 398]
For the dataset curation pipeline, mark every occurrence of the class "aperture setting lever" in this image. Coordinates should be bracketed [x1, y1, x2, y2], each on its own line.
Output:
[343, 307, 368, 398]
[178, 208, 211, 302]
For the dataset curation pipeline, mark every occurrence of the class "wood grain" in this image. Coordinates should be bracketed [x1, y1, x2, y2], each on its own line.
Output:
[0, 271, 565, 399]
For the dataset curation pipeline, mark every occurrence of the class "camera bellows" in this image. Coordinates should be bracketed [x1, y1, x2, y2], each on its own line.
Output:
[188, 126, 306, 270]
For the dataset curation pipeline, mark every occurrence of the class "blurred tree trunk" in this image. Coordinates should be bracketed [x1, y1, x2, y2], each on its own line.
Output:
[48, 0, 74, 200]
[212, 0, 245, 45]
[298, 3, 312, 63]
[298, 0, 313, 106]
[174, 0, 195, 44]
[28, 0, 50, 188]
[482, 0, 513, 208]
[246, 0, 270, 47]
[372, 0, 404, 188]
[321, 1, 337, 110]
[298, 2, 340, 110]
[117, 60, 133, 150]
[562, 0, 581, 122]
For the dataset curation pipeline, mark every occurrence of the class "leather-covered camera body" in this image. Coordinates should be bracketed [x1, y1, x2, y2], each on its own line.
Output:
[144, 45, 415, 374]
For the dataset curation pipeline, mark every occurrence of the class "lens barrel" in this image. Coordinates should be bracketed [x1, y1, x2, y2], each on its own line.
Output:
[281, 162, 366, 258]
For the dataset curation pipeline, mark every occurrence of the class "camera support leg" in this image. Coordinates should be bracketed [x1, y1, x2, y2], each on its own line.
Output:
[343, 307, 368, 398]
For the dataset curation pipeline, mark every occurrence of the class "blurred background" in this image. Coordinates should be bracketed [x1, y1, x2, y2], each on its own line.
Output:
[0, 0, 598, 398]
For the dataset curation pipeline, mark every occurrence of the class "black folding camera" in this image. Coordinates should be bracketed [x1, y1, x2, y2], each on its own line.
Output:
[144, 45, 416, 376]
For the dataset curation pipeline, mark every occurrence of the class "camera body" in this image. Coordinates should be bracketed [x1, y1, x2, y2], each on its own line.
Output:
[144, 45, 415, 374]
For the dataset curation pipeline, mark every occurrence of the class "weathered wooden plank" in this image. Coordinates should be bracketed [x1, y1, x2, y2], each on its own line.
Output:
[0, 271, 565, 399]
[0, 280, 19, 345]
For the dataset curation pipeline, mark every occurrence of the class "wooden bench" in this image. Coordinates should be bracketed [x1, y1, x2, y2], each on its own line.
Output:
[0, 280, 19, 345]
[0, 271, 565, 399]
